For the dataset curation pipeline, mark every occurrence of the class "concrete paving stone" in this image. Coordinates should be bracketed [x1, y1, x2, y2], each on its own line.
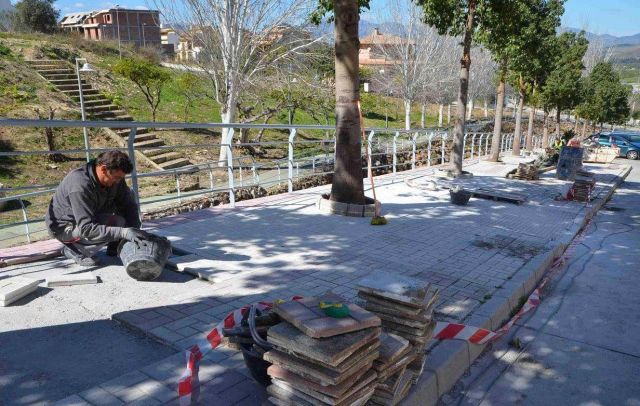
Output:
[122, 397, 161, 406]
[139, 353, 187, 386]
[154, 307, 189, 321]
[424, 340, 471, 397]
[197, 373, 250, 403]
[51, 395, 92, 406]
[100, 371, 148, 395]
[78, 386, 125, 405]
[149, 326, 185, 343]
[136, 315, 174, 331]
[164, 316, 200, 331]
[131, 377, 177, 403]
[175, 326, 200, 337]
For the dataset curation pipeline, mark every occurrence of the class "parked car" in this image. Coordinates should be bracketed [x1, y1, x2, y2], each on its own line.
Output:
[595, 132, 640, 160]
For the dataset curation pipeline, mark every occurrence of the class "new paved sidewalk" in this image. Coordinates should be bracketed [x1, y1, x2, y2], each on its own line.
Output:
[0, 158, 630, 405]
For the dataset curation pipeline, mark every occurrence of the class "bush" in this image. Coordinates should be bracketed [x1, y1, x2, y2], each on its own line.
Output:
[0, 42, 11, 57]
[113, 58, 171, 121]
[40, 44, 79, 63]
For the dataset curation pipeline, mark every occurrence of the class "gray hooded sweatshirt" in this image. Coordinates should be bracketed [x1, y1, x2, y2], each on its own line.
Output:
[45, 160, 140, 241]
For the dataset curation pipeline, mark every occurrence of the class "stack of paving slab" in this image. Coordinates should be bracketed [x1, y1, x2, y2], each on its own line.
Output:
[264, 294, 382, 406]
[572, 170, 596, 202]
[0, 276, 40, 306]
[356, 272, 439, 405]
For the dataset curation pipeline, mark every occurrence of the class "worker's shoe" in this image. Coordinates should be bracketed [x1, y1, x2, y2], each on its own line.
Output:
[106, 241, 120, 257]
[62, 245, 98, 267]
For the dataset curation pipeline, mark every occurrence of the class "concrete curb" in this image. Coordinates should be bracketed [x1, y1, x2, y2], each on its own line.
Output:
[402, 164, 631, 406]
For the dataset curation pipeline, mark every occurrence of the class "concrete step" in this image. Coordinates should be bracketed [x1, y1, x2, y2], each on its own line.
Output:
[27, 60, 68, 68]
[124, 133, 157, 143]
[102, 115, 134, 121]
[39, 69, 75, 75]
[115, 128, 149, 137]
[159, 158, 191, 170]
[54, 83, 93, 92]
[150, 152, 182, 164]
[83, 99, 113, 107]
[134, 139, 164, 148]
[41, 73, 77, 80]
[49, 78, 86, 85]
[61, 89, 100, 96]
[91, 110, 128, 119]
[142, 147, 167, 157]
[85, 104, 120, 113]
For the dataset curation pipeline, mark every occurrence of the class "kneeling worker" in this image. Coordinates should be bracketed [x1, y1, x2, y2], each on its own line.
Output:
[45, 150, 151, 266]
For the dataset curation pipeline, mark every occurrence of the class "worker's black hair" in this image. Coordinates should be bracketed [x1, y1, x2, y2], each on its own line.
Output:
[96, 150, 133, 174]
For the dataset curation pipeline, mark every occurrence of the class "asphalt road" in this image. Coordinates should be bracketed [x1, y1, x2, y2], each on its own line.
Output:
[452, 158, 640, 406]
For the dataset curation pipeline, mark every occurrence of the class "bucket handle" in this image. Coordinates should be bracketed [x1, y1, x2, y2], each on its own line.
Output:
[248, 304, 272, 350]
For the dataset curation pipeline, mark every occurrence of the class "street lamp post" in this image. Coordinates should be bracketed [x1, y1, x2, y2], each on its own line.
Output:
[115, 5, 122, 58]
[75, 58, 95, 162]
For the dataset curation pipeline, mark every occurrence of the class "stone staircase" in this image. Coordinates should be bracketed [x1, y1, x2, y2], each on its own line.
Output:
[27, 59, 192, 170]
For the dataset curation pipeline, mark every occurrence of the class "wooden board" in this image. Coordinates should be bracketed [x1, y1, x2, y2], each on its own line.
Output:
[267, 322, 381, 366]
[264, 349, 378, 386]
[357, 272, 430, 308]
[274, 294, 380, 338]
[467, 188, 528, 205]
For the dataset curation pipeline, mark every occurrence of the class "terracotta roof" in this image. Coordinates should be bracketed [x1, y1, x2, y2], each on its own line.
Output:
[360, 28, 410, 46]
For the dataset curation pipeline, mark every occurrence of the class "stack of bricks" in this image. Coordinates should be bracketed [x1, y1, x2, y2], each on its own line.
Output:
[264, 294, 382, 406]
[369, 332, 414, 405]
[356, 272, 439, 405]
[572, 170, 596, 202]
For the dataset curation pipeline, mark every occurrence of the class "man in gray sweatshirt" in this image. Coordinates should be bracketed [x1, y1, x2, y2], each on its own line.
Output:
[45, 150, 151, 266]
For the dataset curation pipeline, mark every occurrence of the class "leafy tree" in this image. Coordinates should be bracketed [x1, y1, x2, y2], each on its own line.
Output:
[505, 0, 564, 155]
[416, 0, 519, 175]
[540, 32, 588, 143]
[576, 62, 631, 130]
[11, 0, 59, 34]
[176, 73, 203, 122]
[113, 58, 171, 122]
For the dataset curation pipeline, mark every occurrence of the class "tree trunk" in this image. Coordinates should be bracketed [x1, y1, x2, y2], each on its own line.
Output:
[542, 110, 549, 148]
[483, 99, 488, 118]
[467, 98, 474, 120]
[404, 99, 411, 130]
[218, 100, 238, 166]
[489, 73, 506, 162]
[581, 119, 587, 138]
[450, 0, 476, 176]
[555, 108, 561, 139]
[512, 88, 525, 156]
[329, 0, 364, 204]
[438, 104, 444, 127]
[420, 103, 426, 128]
[526, 106, 534, 150]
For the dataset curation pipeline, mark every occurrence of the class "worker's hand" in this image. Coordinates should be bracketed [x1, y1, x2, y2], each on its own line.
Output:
[120, 228, 152, 245]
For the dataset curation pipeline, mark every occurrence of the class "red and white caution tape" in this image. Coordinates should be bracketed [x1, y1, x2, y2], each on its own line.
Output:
[178, 297, 302, 406]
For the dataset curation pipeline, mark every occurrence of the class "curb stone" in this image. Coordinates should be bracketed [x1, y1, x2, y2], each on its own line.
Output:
[401, 165, 631, 406]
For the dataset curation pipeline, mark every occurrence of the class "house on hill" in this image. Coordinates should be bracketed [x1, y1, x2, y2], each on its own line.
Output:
[59, 8, 161, 47]
[359, 28, 412, 93]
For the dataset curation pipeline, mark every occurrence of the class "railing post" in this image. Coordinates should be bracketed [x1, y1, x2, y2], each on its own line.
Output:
[288, 128, 296, 193]
[175, 170, 181, 198]
[226, 128, 235, 207]
[392, 131, 399, 176]
[208, 163, 215, 191]
[463, 133, 468, 160]
[411, 132, 417, 170]
[126, 127, 141, 218]
[470, 133, 476, 159]
[19, 199, 31, 243]
[441, 133, 446, 165]
[367, 130, 375, 178]
[427, 132, 433, 167]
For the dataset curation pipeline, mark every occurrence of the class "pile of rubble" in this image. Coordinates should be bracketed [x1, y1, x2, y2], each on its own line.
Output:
[511, 163, 539, 181]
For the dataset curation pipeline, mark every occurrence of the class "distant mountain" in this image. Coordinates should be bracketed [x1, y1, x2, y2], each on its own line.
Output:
[562, 27, 640, 46]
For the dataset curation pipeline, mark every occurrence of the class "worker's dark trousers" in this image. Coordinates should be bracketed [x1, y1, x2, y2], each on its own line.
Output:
[51, 213, 126, 258]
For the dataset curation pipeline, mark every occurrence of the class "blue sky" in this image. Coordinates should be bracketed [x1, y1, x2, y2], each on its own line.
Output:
[35, 0, 640, 37]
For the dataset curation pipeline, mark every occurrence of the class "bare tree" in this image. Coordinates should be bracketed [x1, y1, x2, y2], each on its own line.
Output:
[156, 0, 322, 164]
[467, 46, 495, 120]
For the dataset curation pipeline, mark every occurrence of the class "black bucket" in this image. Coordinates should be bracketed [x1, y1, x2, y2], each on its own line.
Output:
[118, 235, 172, 281]
[240, 344, 272, 387]
[450, 189, 472, 206]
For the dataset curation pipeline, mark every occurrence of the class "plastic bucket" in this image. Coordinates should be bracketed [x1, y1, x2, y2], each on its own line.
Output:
[240, 344, 271, 387]
[450, 190, 472, 206]
[118, 235, 172, 281]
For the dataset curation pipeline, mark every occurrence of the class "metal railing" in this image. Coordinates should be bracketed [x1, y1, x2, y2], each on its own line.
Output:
[0, 119, 543, 245]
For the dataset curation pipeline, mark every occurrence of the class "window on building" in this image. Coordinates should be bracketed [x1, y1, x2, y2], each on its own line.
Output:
[106, 14, 111, 22]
